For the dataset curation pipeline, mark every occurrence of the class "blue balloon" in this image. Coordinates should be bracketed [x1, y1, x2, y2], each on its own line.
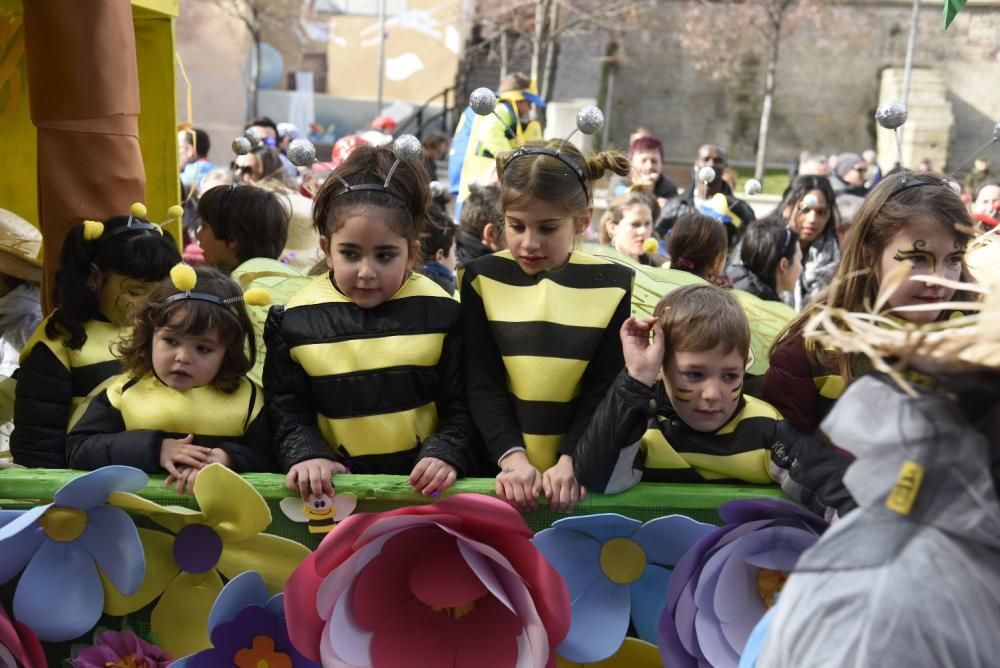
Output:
[251, 42, 284, 90]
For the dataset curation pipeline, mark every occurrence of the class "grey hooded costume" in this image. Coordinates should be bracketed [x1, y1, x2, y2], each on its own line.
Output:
[756, 374, 1000, 667]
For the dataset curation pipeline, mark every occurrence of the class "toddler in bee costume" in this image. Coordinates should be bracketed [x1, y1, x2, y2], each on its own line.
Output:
[67, 265, 274, 494]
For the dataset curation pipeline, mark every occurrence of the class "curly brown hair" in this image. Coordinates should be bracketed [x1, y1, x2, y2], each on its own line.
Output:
[117, 267, 255, 392]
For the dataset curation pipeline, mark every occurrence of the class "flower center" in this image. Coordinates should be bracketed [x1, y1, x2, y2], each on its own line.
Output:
[599, 537, 647, 585]
[172, 523, 223, 573]
[756, 568, 788, 608]
[39, 507, 87, 542]
[432, 601, 477, 620]
[234, 636, 291, 668]
[109, 657, 141, 668]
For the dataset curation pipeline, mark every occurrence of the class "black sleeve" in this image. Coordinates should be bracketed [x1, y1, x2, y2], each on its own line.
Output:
[11, 345, 72, 468]
[731, 197, 757, 224]
[418, 324, 483, 477]
[559, 287, 631, 457]
[213, 389, 276, 473]
[263, 306, 340, 471]
[65, 390, 164, 472]
[769, 420, 856, 519]
[460, 270, 526, 463]
[573, 370, 659, 494]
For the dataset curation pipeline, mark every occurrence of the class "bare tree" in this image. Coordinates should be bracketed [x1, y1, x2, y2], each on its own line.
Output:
[678, 0, 827, 181]
[200, 0, 298, 120]
[472, 0, 652, 100]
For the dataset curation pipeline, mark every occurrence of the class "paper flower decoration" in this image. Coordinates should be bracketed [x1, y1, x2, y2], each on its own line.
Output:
[0, 466, 147, 641]
[284, 493, 571, 667]
[171, 571, 319, 667]
[0, 600, 45, 668]
[72, 629, 172, 668]
[533, 514, 713, 663]
[658, 499, 828, 668]
[557, 638, 661, 668]
[104, 464, 312, 658]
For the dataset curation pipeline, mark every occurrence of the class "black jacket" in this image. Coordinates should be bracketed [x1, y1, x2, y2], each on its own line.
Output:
[729, 264, 781, 302]
[574, 370, 855, 518]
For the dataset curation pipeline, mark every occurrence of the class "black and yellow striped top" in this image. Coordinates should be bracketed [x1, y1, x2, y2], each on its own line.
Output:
[12, 316, 124, 468]
[265, 272, 475, 475]
[460, 250, 633, 471]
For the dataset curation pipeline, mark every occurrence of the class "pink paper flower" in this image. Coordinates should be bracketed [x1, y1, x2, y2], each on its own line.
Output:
[0, 601, 45, 668]
[285, 494, 571, 667]
[72, 630, 171, 668]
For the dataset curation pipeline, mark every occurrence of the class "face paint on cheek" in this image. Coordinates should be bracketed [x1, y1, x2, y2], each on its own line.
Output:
[730, 383, 743, 400]
[673, 387, 693, 403]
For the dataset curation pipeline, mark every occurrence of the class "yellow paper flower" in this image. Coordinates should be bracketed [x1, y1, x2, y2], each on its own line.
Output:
[105, 464, 310, 659]
[557, 638, 661, 667]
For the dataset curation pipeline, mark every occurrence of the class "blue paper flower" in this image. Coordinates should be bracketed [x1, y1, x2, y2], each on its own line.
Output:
[533, 513, 713, 663]
[170, 571, 319, 667]
[0, 466, 148, 641]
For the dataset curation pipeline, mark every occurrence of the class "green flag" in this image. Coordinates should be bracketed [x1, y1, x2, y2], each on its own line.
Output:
[944, 0, 967, 29]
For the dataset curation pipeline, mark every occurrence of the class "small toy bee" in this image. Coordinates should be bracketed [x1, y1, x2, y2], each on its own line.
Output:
[279, 492, 357, 535]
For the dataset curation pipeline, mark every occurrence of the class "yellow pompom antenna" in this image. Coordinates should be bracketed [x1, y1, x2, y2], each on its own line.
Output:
[170, 263, 198, 293]
[166, 204, 184, 219]
[130, 202, 148, 218]
[643, 237, 660, 255]
[82, 220, 105, 241]
[243, 287, 271, 307]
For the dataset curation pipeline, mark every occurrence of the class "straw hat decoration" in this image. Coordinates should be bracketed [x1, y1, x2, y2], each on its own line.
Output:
[803, 238, 1000, 395]
[0, 209, 43, 283]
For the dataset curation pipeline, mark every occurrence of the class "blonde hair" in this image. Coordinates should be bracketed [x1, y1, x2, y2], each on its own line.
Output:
[600, 188, 659, 244]
[497, 140, 630, 218]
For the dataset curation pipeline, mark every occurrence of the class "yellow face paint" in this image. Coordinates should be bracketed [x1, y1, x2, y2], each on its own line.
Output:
[672, 387, 693, 403]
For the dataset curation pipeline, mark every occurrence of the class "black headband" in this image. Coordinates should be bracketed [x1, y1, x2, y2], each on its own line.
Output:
[502, 148, 589, 200]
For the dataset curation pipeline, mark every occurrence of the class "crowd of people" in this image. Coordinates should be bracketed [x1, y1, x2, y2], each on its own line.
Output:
[0, 71, 993, 525]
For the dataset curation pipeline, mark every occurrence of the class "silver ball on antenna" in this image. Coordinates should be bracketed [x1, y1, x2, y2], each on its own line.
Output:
[287, 139, 317, 166]
[470, 88, 498, 116]
[875, 100, 908, 130]
[744, 179, 762, 196]
[801, 193, 820, 211]
[946, 179, 962, 194]
[244, 127, 262, 148]
[232, 136, 252, 156]
[698, 166, 716, 185]
[429, 181, 445, 198]
[576, 106, 605, 135]
[392, 134, 423, 163]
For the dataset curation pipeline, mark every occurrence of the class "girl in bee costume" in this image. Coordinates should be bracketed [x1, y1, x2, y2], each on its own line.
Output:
[66, 265, 274, 494]
[12, 205, 180, 468]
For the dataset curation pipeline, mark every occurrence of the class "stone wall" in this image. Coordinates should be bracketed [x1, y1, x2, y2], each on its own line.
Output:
[550, 0, 1000, 172]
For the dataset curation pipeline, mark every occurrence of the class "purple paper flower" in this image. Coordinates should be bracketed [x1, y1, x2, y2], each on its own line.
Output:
[658, 499, 827, 668]
[533, 513, 714, 663]
[73, 630, 171, 667]
[170, 570, 319, 668]
[0, 466, 147, 641]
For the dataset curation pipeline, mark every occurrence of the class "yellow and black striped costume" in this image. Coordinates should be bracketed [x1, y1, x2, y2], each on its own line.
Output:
[460, 250, 633, 471]
[263, 272, 478, 475]
[11, 316, 124, 468]
[574, 371, 854, 517]
[66, 373, 273, 472]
